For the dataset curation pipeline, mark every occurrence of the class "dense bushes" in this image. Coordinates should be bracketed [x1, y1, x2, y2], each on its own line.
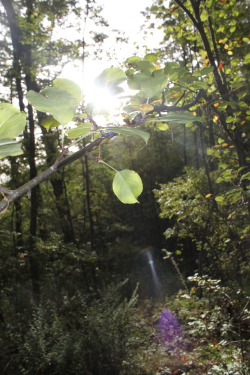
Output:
[1, 281, 139, 375]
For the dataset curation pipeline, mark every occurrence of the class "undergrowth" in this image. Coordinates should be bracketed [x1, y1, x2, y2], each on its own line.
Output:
[125, 274, 250, 375]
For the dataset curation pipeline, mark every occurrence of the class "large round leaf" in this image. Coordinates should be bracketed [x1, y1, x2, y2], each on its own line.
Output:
[53, 78, 82, 101]
[112, 169, 143, 204]
[27, 87, 78, 125]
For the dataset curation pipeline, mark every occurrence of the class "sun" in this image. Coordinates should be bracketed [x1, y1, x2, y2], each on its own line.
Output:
[84, 85, 122, 114]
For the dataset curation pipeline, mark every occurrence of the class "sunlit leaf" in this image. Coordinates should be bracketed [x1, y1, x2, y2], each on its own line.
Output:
[200, 9, 208, 22]
[172, 93, 181, 98]
[42, 115, 60, 131]
[243, 52, 250, 64]
[66, 122, 92, 139]
[130, 70, 168, 100]
[27, 86, 78, 124]
[112, 169, 143, 204]
[205, 193, 213, 198]
[215, 195, 225, 202]
[95, 67, 126, 87]
[156, 123, 169, 130]
[125, 56, 142, 64]
[140, 104, 154, 113]
[0, 138, 23, 159]
[130, 60, 155, 73]
[0, 103, 26, 138]
[103, 126, 150, 144]
[147, 112, 203, 124]
[53, 78, 82, 101]
[144, 53, 159, 64]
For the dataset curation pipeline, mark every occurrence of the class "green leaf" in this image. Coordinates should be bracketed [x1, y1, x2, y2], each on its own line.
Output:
[130, 60, 155, 73]
[144, 53, 159, 64]
[103, 126, 150, 144]
[190, 81, 209, 90]
[27, 86, 78, 125]
[156, 123, 169, 130]
[95, 67, 126, 87]
[200, 9, 208, 22]
[41, 115, 60, 131]
[112, 169, 143, 204]
[130, 70, 168, 99]
[243, 52, 250, 64]
[66, 123, 92, 139]
[215, 195, 225, 202]
[125, 56, 142, 65]
[0, 103, 26, 138]
[150, 112, 203, 124]
[241, 171, 250, 181]
[53, 78, 82, 101]
[0, 138, 23, 159]
[207, 148, 214, 155]
[164, 63, 187, 81]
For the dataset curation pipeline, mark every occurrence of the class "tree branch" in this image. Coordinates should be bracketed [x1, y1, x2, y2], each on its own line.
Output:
[175, 0, 198, 27]
[175, 0, 228, 98]
[0, 136, 110, 213]
[152, 89, 206, 113]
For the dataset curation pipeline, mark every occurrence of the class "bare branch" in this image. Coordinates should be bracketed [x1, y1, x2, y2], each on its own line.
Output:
[0, 135, 110, 214]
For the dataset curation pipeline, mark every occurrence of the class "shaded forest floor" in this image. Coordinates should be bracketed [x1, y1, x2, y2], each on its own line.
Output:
[122, 293, 250, 375]
[1, 282, 249, 375]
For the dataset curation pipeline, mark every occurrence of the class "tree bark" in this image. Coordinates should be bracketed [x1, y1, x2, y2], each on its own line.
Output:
[1, 0, 77, 243]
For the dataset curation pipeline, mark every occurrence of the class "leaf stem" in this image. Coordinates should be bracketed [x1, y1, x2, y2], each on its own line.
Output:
[98, 160, 117, 172]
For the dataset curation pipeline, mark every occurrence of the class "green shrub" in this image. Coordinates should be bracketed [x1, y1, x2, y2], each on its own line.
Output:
[167, 275, 250, 375]
[18, 281, 138, 375]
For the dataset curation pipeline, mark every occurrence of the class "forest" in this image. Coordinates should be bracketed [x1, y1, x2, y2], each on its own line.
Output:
[0, 0, 249, 374]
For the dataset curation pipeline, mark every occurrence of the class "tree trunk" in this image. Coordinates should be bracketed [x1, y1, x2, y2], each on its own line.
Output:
[1, 0, 77, 244]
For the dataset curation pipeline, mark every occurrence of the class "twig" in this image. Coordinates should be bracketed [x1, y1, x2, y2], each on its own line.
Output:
[0, 186, 15, 196]
[151, 89, 206, 114]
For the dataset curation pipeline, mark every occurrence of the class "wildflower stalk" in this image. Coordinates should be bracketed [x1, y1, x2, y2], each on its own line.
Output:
[162, 249, 189, 292]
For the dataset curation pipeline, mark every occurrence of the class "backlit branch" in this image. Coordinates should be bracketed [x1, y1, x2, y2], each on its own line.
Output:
[0, 135, 110, 214]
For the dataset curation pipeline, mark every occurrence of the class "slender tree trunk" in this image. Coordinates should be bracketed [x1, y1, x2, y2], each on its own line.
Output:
[84, 154, 95, 249]
[193, 130, 200, 169]
[9, 157, 24, 252]
[1, 0, 76, 244]
[183, 124, 187, 166]
[41, 126, 76, 242]
[199, 124, 216, 199]
[1, 0, 41, 300]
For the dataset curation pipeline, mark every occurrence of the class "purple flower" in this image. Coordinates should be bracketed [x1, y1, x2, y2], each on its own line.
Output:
[158, 309, 183, 349]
